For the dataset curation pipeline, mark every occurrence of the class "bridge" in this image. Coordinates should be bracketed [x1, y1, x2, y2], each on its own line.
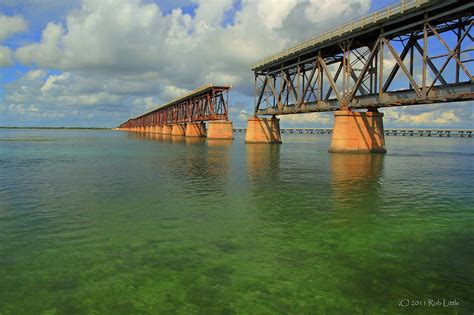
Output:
[118, 85, 234, 139]
[245, 0, 473, 152]
[236, 128, 473, 137]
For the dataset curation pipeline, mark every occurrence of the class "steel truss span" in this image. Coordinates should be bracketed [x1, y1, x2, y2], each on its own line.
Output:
[119, 85, 230, 129]
[253, 0, 473, 116]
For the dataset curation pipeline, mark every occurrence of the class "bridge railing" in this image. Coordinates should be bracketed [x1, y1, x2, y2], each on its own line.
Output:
[252, 0, 431, 70]
[234, 128, 473, 137]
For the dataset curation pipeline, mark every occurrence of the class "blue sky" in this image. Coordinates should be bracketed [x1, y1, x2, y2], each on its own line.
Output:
[0, 0, 472, 128]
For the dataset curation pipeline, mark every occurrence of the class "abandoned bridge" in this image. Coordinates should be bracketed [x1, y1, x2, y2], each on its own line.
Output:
[118, 85, 234, 139]
[245, 0, 473, 152]
[119, 0, 472, 153]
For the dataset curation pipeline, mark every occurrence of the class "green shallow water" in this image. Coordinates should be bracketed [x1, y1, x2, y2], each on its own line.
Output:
[0, 129, 472, 314]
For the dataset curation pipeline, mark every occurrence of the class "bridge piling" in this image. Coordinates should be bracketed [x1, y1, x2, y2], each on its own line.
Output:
[172, 124, 186, 136]
[245, 117, 282, 144]
[171, 124, 186, 136]
[329, 110, 386, 153]
[154, 125, 163, 134]
[186, 122, 206, 137]
[207, 121, 234, 140]
[162, 125, 172, 135]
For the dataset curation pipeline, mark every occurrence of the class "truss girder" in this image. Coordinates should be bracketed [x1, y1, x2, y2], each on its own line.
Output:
[119, 87, 229, 129]
[253, 3, 473, 115]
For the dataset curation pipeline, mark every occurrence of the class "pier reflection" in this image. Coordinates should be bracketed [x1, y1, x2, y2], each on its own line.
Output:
[171, 135, 186, 143]
[246, 144, 281, 185]
[205, 140, 233, 177]
[330, 153, 385, 210]
[185, 137, 206, 145]
[127, 132, 165, 142]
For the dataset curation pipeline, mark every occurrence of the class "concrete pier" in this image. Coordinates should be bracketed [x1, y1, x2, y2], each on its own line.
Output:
[245, 117, 282, 144]
[207, 121, 234, 140]
[186, 122, 206, 137]
[162, 125, 172, 135]
[329, 110, 386, 153]
[172, 123, 186, 136]
[154, 125, 163, 134]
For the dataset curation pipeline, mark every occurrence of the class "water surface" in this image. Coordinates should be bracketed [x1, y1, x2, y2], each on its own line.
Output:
[0, 130, 472, 314]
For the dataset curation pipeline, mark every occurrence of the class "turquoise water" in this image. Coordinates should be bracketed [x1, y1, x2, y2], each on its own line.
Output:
[0, 129, 472, 314]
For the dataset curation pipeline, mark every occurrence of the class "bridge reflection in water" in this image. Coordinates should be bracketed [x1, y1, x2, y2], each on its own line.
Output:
[128, 131, 233, 184]
[330, 154, 385, 210]
[246, 144, 281, 185]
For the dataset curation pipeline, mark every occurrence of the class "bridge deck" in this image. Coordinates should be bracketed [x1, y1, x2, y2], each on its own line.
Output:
[252, 0, 473, 116]
[119, 84, 230, 129]
[252, 0, 436, 71]
[132, 84, 230, 120]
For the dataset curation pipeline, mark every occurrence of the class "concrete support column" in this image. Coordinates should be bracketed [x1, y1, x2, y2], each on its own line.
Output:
[154, 125, 163, 134]
[245, 116, 282, 144]
[172, 124, 186, 136]
[207, 121, 234, 140]
[162, 125, 172, 135]
[329, 110, 386, 153]
[186, 122, 206, 137]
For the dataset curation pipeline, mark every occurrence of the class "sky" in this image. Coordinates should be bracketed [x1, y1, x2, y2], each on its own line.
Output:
[0, 0, 472, 128]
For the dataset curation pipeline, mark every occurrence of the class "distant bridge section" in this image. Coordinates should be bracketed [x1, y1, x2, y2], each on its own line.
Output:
[118, 85, 234, 139]
[119, 85, 230, 129]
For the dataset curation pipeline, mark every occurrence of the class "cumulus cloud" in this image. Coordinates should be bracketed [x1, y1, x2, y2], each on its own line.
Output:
[255, 0, 298, 30]
[0, 46, 13, 66]
[305, 0, 370, 24]
[194, 0, 233, 26]
[280, 112, 332, 127]
[15, 22, 65, 68]
[13, 0, 371, 91]
[0, 14, 27, 40]
[3, 0, 471, 128]
[3, 0, 374, 126]
[382, 103, 473, 128]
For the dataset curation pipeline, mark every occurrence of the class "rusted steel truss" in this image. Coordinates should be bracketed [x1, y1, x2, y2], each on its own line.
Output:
[253, 1, 473, 116]
[120, 85, 229, 128]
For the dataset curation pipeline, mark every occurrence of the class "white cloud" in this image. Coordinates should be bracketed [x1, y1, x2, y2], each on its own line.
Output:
[5, 0, 469, 128]
[194, 0, 233, 26]
[0, 46, 13, 66]
[238, 109, 248, 121]
[13, 0, 370, 93]
[15, 22, 65, 68]
[255, 0, 298, 30]
[24, 69, 48, 80]
[382, 104, 472, 127]
[280, 112, 332, 126]
[0, 14, 27, 41]
[305, 0, 370, 24]
[8, 104, 40, 114]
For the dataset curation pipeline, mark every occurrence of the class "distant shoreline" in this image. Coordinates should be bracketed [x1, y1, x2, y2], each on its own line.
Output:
[0, 127, 111, 130]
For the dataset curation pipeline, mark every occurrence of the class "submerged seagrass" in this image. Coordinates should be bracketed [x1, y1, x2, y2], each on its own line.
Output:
[0, 129, 472, 314]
